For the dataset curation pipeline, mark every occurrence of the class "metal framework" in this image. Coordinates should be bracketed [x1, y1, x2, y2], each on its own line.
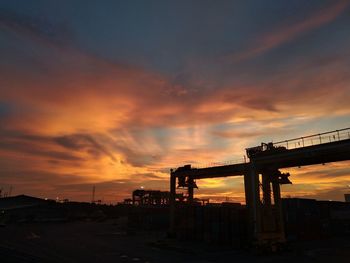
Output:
[169, 128, 350, 246]
[132, 189, 170, 206]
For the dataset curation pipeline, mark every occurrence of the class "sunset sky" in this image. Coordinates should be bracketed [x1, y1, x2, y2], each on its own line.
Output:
[0, 0, 350, 203]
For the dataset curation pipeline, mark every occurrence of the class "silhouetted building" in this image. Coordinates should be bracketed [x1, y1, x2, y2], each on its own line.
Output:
[0, 195, 48, 210]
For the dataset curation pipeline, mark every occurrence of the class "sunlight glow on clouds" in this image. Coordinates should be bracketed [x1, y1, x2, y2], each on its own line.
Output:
[0, 0, 349, 202]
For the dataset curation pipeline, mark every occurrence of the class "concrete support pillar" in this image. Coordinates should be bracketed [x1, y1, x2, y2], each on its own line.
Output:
[261, 172, 275, 233]
[169, 172, 176, 237]
[262, 173, 271, 206]
[244, 172, 253, 240]
[244, 164, 261, 241]
[272, 179, 285, 239]
[187, 177, 194, 203]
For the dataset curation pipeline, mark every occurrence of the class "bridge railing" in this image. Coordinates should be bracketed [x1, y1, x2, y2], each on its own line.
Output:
[273, 128, 350, 150]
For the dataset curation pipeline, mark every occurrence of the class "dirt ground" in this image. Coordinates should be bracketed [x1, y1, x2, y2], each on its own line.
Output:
[1, 219, 349, 263]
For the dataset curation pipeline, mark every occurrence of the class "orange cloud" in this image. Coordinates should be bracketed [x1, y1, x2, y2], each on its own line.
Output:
[1, 8, 350, 202]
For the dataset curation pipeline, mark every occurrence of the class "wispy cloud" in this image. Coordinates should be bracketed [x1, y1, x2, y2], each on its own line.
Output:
[1, 6, 350, 202]
[0, 9, 74, 49]
[226, 0, 349, 62]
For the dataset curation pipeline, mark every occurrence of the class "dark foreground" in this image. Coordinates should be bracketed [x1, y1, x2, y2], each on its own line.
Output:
[1, 220, 349, 263]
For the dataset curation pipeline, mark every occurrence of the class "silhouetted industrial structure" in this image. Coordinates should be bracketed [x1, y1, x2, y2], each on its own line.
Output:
[132, 189, 172, 205]
[345, 194, 350, 202]
[170, 128, 350, 248]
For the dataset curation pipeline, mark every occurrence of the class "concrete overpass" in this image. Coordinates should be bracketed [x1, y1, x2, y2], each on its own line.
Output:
[169, 128, 350, 246]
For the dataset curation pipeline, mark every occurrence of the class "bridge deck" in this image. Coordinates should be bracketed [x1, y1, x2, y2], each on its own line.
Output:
[171, 138, 350, 179]
[171, 162, 248, 179]
[252, 138, 350, 169]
